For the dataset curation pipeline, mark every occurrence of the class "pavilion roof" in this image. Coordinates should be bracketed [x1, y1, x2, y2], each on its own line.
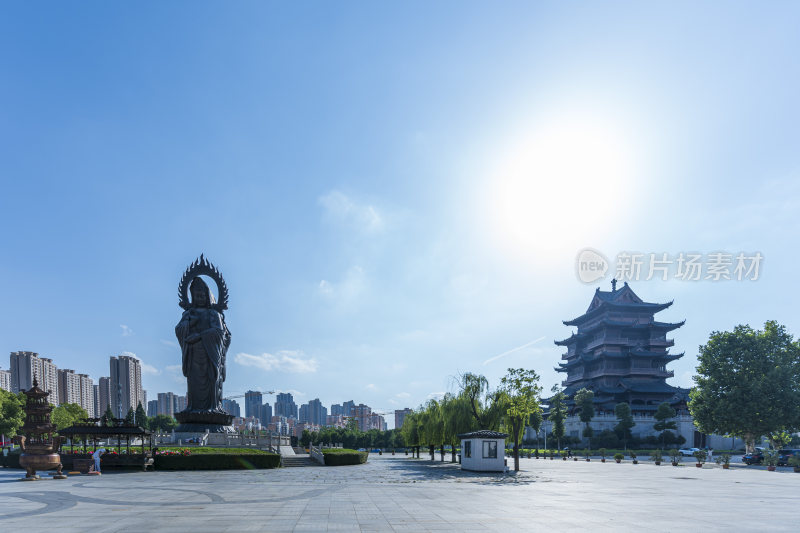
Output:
[562, 283, 673, 326]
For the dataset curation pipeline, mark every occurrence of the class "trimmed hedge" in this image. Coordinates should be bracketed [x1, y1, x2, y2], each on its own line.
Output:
[323, 448, 368, 466]
[155, 452, 280, 470]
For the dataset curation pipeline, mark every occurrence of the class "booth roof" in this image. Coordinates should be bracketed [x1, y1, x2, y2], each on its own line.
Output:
[457, 430, 508, 439]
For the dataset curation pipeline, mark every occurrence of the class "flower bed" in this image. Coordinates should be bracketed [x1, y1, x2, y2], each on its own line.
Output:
[322, 448, 368, 466]
[154, 448, 280, 470]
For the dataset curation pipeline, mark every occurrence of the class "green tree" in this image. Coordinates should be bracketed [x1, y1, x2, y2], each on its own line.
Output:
[528, 408, 543, 449]
[614, 403, 634, 450]
[51, 403, 88, 431]
[101, 405, 114, 427]
[0, 389, 25, 439]
[499, 368, 542, 471]
[135, 402, 147, 427]
[653, 402, 677, 448]
[574, 388, 595, 449]
[441, 393, 475, 462]
[147, 414, 174, 433]
[549, 385, 567, 451]
[458, 372, 506, 431]
[689, 321, 800, 452]
[300, 429, 312, 448]
[124, 407, 135, 425]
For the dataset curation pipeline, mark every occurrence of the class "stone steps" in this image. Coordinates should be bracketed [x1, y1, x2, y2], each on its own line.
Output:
[282, 454, 319, 467]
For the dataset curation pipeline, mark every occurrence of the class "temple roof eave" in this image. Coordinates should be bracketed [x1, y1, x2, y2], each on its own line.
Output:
[563, 300, 674, 326]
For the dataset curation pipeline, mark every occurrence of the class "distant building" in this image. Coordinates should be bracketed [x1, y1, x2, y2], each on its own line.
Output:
[244, 390, 263, 419]
[342, 400, 355, 417]
[326, 414, 346, 428]
[78, 373, 94, 417]
[58, 369, 82, 406]
[110, 354, 144, 418]
[9, 351, 59, 400]
[93, 384, 100, 416]
[147, 399, 158, 418]
[275, 392, 298, 419]
[222, 398, 241, 417]
[158, 392, 176, 416]
[259, 402, 272, 425]
[98, 377, 112, 415]
[174, 395, 187, 412]
[299, 403, 309, 423]
[330, 403, 343, 417]
[369, 413, 387, 431]
[395, 408, 412, 429]
[353, 404, 372, 431]
[0, 368, 10, 392]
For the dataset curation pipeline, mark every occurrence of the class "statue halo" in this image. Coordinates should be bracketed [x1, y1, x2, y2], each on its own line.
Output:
[178, 254, 229, 311]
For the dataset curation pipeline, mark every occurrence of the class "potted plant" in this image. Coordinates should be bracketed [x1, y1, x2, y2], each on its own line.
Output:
[669, 448, 680, 466]
[562, 450, 567, 461]
[788, 455, 800, 473]
[614, 453, 623, 464]
[650, 449, 663, 466]
[585, 448, 591, 462]
[574, 449, 579, 461]
[764, 450, 778, 471]
[715, 453, 731, 469]
[693, 449, 707, 468]
[599, 448, 607, 463]
[629, 451, 638, 465]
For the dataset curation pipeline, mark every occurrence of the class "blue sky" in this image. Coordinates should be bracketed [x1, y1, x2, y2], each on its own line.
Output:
[1, 2, 799, 427]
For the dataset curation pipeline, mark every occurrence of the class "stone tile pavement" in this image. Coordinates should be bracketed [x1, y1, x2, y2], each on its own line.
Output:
[0, 454, 797, 531]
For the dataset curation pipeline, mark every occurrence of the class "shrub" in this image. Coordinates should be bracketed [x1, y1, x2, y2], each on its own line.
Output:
[599, 448, 607, 459]
[788, 455, 800, 468]
[668, 448, 680, 462]
[693, 450, 707, 464]
[763, 450, 778, 467]
[613, 453, 624, 461]
[628, 451, 637, 460]
[650, 449, 663, 463]
[323, 448, 368, 466]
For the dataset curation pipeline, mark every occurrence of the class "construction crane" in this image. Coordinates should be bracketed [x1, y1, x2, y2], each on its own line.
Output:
[223, 390, 275, 400]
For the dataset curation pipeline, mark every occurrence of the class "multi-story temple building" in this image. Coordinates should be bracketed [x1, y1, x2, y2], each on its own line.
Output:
[554, 280, 689, 414]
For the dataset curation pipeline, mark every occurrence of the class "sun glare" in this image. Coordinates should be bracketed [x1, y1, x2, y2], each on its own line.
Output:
[488, 113, 638, 260]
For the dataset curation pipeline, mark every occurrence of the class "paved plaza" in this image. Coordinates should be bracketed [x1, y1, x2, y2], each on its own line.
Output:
[0, 454, 797, 532]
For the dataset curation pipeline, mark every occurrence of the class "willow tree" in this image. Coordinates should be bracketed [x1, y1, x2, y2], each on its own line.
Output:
[441, 392, 476, 462]
[458, 372, 506, 431]
[417, 399, 444, 461]
[500, 368, 542, 471]
[400, 410, 420, 457]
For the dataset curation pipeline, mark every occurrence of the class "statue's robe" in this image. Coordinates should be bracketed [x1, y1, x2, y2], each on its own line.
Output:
[175, 306, 230, 412]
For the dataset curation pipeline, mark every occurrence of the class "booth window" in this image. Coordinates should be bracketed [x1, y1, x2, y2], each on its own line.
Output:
[482, 440, 497, 458]
[464, 440, 472, 458]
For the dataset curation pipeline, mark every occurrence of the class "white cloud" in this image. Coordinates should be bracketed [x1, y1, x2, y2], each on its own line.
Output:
[160, 339, 179, 348]
[388, 398, 399, 405]
[234, 351, 318, 373]
[120, 324, 133, 337]
[427, 392, 445, 399]
[318, 190, 384, 233]
[365, 383, 377, 391]
[395, 392, 411, 399]
[318, 266, 367, 303]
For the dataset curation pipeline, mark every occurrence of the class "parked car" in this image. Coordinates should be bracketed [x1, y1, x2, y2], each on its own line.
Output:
[777, 449, 800, 466]
[357, 448, 366, 452]
[679, 447, 700, 457]
[742, 448, 765, 465]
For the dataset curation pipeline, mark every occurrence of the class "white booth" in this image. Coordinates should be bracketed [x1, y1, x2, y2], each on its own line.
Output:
[458, 430, 508, 472]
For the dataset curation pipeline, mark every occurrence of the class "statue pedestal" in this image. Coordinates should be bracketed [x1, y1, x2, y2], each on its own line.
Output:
[174, 410, 235, 435]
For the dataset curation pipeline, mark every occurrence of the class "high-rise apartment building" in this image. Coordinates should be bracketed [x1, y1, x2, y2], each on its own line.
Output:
[9, 351, 59, 400]
[330, 403, 343, 417]
[174, 395, 187, 412]
[110, 354, 144, 418]
[342, 400, 355, 417]
[259, 402, 272, 424]
[305, 398, 327, 426]
[58, 369, 82, 406]
[78, 374, 94, 417]
[353, 404, 372, 431]
[275, 392, 298, 419]
[395, 408, 412, 429]
[98, 377, 112, 415]
[158, 392, 176, 416]
[0, 368, 12, 392]
[222, 398, 241, 417]
[299, 404, 309, 423]
[244, 390, 262, 419]
[147, 400, 158, 417]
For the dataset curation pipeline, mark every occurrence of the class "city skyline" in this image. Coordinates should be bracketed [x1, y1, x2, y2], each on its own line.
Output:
[2, 4, 799, 422]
